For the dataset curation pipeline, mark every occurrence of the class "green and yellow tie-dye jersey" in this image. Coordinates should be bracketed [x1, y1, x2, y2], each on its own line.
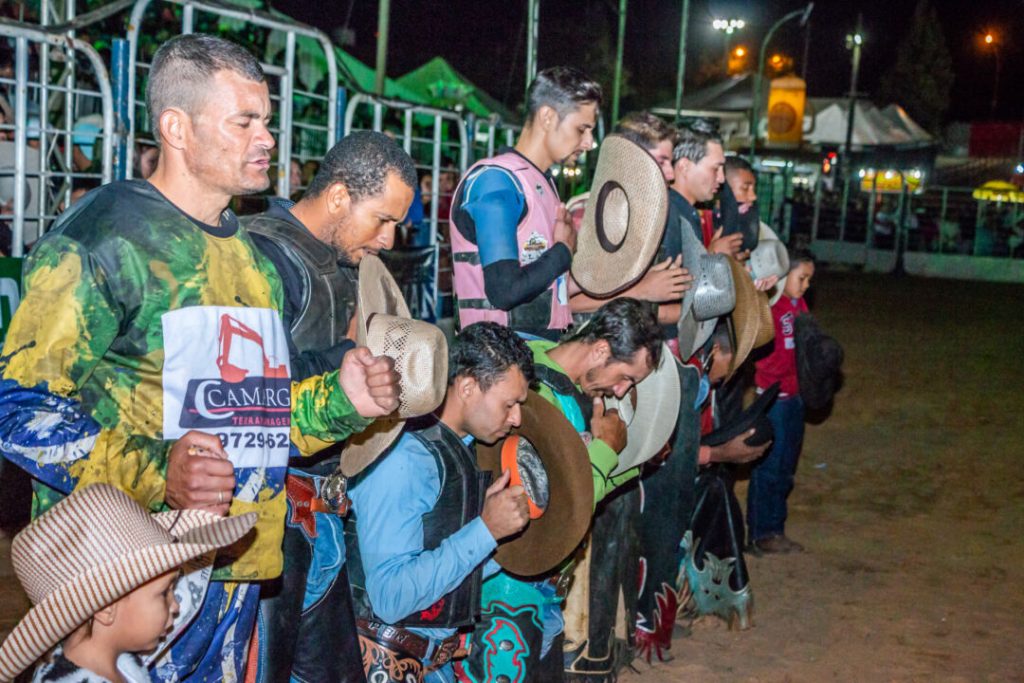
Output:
[0, 180, 371, 581]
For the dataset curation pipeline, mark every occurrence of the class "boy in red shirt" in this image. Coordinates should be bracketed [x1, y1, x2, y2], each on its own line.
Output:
[747, 249, 815, 554]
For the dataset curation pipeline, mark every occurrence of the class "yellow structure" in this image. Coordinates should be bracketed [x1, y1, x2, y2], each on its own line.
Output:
[766, 75, 805, 146]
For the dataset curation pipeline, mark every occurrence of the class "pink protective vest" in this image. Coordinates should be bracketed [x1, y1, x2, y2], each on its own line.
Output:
[449, 152, 572, 332]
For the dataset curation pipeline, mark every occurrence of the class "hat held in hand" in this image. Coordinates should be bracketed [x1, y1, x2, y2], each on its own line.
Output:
[572, 135, 669, 297]
[341, 255, 449, 477]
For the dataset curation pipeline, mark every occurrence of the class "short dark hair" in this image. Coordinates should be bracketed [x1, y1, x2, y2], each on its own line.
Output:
[724, 155, 755, 177]
[614, 111, 676, 150]
[564, 298, 663, 369]
[788, 247, 816, 271]
[448, 322, 536, 391]
[146, 34, 264, 141]
[305, 131, 417, 202]
[672, 118, 723, 165]
[526, 67, 603, 123]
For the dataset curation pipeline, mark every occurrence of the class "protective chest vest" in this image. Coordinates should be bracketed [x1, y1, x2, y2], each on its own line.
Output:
[450, 152, 572, 335]
[345, 422, 491, 629]
[244, 212, 357, 351]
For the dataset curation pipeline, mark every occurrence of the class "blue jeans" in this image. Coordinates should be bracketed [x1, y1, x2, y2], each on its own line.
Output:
[747, 395, 805, 542]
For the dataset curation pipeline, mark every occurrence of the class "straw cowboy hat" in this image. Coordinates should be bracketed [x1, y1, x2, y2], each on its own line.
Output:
[756, 223, 789, 305]
[341, 254, 449, 477]
[725, 256, 762, 380]
[676, 219, 736, 359]
[476, 391, 594, 577]
[0, 484, 256, 682]
[753, 290, 776, 350]
[571, 135, 669, 297]
[606, 343, 681, 476]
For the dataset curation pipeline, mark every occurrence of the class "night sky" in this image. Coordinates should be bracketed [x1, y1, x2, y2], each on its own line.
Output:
[272, 0, 1024, 126]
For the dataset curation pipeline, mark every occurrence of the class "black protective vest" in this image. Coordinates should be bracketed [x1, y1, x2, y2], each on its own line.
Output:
[345, 421, 491, 629]
[243, 212, 357, 351]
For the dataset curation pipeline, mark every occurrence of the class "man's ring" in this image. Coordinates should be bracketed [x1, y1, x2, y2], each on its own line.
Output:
[218, 490, 224, 505]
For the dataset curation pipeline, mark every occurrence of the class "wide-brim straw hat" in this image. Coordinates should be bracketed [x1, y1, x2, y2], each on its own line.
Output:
[341, 255, 448, 477]
[677, 222, 736, 359]
[476, 391, 593, 577]
[0, 484, 256, 682]
[753, 290, 775, 350]
[757, 223, 788, 305]
[726, 256, 762, 380]
[605, 343, 681, 476]
[572, 135, 668, 297]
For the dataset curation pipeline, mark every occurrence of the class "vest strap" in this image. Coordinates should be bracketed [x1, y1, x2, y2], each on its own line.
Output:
[453, 252, 481, 265]
[457, 298, 496, 310]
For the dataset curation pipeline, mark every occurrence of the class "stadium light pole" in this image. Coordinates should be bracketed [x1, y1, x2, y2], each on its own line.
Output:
[374, 0, 390, 95]
[749, 3, 813, 159]
[673, 0, 691, 123]
[525, 0, 539, 100]
[611, 0, 628, 124]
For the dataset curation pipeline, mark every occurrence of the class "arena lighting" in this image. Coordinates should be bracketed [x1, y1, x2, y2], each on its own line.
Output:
[858, 169, 866, 178]
[734, 46, 746, 58]
[1015, 163, 1023, 174]
[713, 18, 745, 34]
[984, 33, 994, 45]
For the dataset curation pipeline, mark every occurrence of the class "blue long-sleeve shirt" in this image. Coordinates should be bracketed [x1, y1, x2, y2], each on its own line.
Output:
[348, 427, 500, 641]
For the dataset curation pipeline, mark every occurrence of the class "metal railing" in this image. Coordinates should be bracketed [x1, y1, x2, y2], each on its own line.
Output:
[0, 20, 114, 256]
[125, 0, 338, 197]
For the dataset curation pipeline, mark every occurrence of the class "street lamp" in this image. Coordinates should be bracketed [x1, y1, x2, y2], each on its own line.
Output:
[713, 18, 746, 34]
[982, 31, 1001, 117]
[843, 19, 864, 158]
[749, 3, 814, 158]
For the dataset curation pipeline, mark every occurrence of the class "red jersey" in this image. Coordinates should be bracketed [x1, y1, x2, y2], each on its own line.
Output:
[754, 295, 809, 396]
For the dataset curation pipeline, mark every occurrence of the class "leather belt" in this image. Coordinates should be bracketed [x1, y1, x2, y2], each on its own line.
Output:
[356, 619, 468, 671]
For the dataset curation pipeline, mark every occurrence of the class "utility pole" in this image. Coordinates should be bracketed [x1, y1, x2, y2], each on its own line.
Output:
[374, 0, 390, 96]
[843, 14, 864, 159]
[611, 0, 628, 125]
[673, 0, 691, 122]
[525, 0, 539, 100]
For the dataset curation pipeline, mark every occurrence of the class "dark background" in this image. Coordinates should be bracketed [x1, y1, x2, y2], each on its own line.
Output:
[271, 0, 1023, 125]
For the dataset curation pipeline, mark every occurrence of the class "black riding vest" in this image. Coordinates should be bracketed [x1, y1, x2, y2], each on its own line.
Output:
[345, 421, 492, 629]
[243, 212, 358, 352]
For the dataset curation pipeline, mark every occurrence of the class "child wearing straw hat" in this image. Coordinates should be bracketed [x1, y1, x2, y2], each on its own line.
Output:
[0, 484, 256, 683]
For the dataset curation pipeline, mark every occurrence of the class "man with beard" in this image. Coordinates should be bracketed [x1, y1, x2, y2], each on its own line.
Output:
[243, 131, 416, 682]
[456, 298, 661, 683]
[449, 67, 601, 340]
[0, 35, 398, 681]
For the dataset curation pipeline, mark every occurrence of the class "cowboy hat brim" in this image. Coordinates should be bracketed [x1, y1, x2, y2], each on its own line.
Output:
[572, 135, 669, 297]
[607, 343, 681, 476]
[476, 391, 593, 577]
[0, 509, 256, 682]
[757, 223, 788, 306]
[725, 256, 761, 381]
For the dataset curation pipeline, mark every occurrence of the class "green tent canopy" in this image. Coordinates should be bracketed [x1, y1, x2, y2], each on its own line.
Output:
[396, 57, 516, 123]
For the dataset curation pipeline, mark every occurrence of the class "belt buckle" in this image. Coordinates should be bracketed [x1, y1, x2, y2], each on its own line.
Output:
[312, 471, 351, 516]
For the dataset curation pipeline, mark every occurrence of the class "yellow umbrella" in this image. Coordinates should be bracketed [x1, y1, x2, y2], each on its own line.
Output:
[972, 180, 1024, 204]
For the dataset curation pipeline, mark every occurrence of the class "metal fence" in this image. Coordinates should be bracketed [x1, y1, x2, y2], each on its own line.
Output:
[0, 20, 114, 256]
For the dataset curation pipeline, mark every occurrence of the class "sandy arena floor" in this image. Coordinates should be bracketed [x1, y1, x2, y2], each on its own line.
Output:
[2, 271, 1023, 681]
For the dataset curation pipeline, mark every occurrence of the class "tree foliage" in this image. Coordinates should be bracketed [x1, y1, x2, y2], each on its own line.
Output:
[877, 0, 953, 133]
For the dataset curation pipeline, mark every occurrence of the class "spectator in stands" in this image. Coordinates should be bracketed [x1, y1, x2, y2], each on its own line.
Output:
[71, 114, 103, 172]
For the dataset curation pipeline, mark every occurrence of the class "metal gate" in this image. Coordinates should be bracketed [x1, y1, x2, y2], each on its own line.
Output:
[0, 20, 114, 256]
[125, 0, 338, 197]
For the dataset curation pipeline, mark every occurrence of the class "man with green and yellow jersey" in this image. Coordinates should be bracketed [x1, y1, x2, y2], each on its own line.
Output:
[456, 298, 663, 683]
[0, 34, 398, 682]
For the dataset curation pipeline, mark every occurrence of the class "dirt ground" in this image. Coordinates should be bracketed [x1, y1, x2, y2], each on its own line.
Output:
[2, 271, 1023, 681]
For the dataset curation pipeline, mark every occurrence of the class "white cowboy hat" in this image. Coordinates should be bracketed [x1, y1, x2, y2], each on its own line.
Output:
[340, 254, 449, 477]
[757, 223, 789, 305]
[606, 342, 681, 476]
[572, 135, 669, 297]
[0, 484, 256, 682]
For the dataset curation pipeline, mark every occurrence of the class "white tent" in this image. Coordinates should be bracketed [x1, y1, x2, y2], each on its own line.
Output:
[803, 99, 932, 148]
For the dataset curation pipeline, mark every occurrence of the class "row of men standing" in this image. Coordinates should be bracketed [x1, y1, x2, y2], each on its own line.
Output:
[0, 32, 796, 683]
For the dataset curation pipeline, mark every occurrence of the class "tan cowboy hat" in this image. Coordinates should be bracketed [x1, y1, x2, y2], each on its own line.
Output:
[757, 223, 788, 305]
[726, 256, 762, 380]
[676, 220, 736, 359]
[476, 391, 593, 577]
[606, 343, 680, 476]
[571, 135, 669, 297]
[0, 484, 256, 682]
[753, 290, 775, 349]
[340, 255, 449, 477]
